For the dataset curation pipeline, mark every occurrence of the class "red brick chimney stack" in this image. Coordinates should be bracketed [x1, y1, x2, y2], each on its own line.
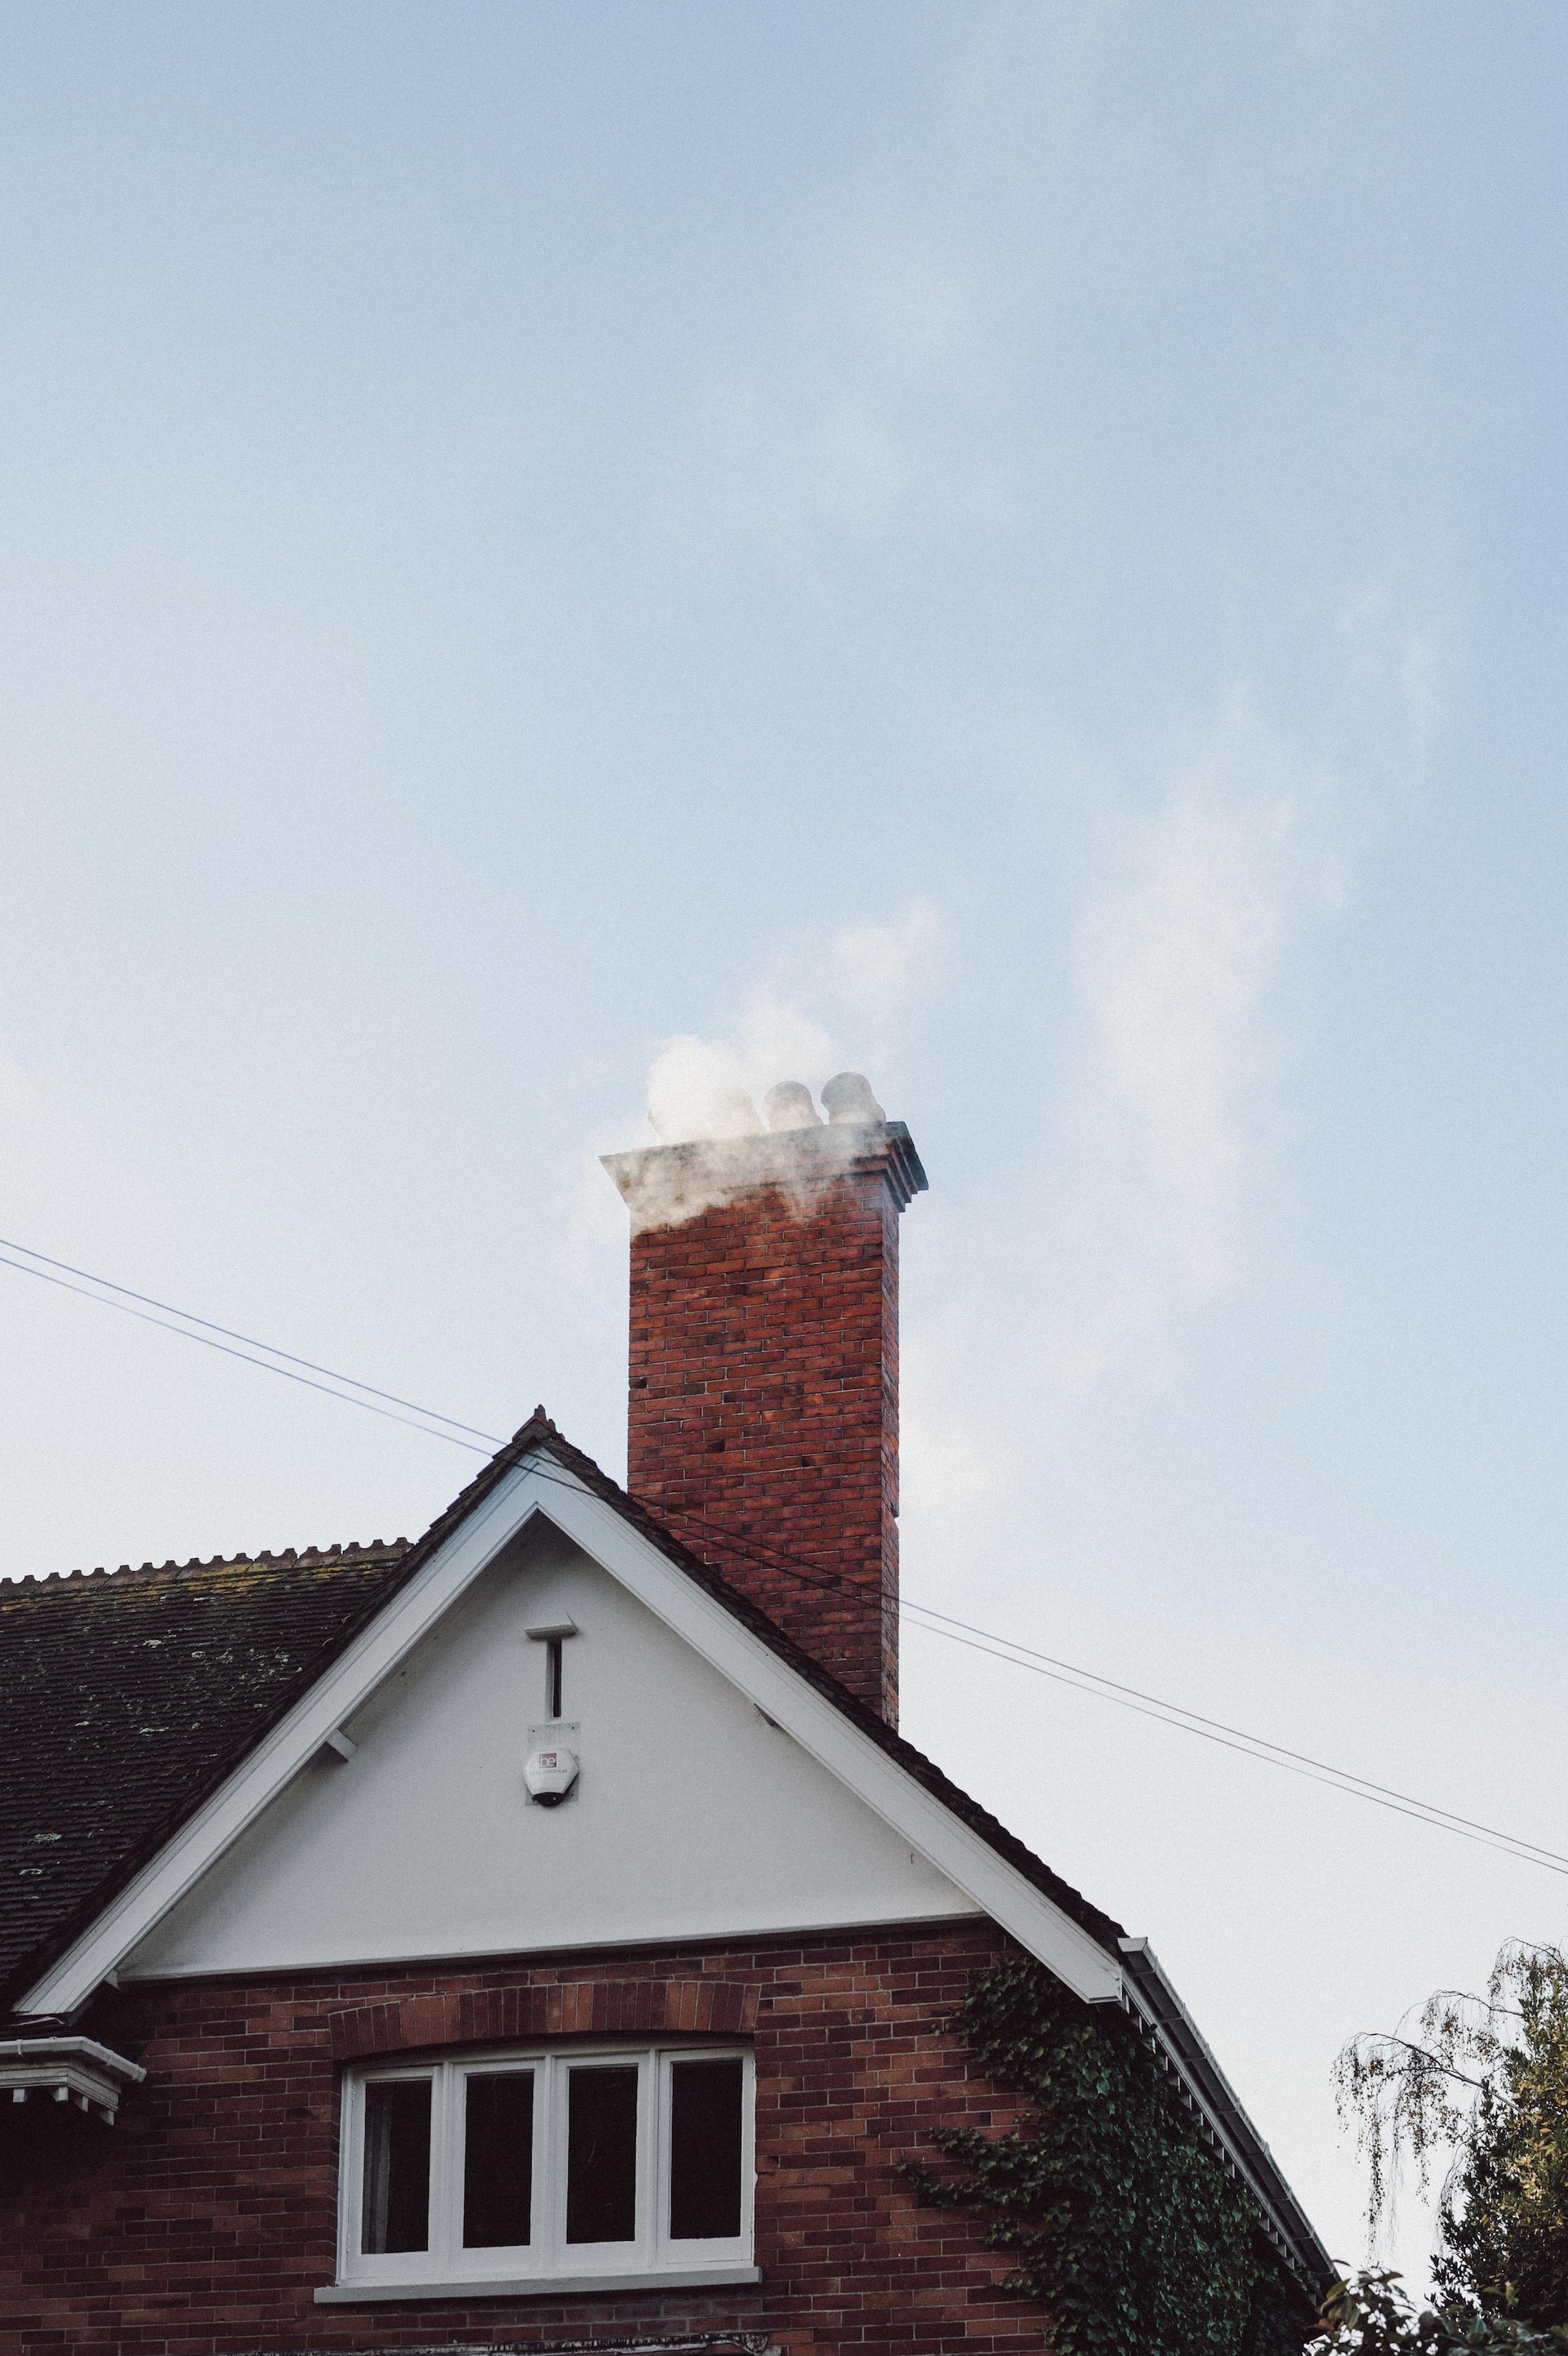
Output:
[601, 1078, 927, 1725]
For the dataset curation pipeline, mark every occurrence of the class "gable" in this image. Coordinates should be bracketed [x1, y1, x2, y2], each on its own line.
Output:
[18, 1446, 1125, 2018]
[121, 1516, 978, 1980]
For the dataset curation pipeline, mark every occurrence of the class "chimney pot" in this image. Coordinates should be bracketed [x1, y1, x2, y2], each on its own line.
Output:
[707, 1086, 765, 1138]
[821, 1071, 886, 1125]
[763, 1080, 822, 1131]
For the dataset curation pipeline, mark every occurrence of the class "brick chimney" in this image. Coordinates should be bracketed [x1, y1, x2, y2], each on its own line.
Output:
[601, 1080, 927, 1724]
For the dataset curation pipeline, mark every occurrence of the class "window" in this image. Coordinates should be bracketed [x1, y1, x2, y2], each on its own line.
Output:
[336, 2046, 754, 2291]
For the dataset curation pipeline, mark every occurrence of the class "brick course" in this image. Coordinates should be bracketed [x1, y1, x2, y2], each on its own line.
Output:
[624, 1140, 906, 1724]
[0, 1921, 1049, 2356]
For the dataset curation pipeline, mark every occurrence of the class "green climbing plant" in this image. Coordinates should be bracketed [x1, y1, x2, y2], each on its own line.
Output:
[900, 1955, 1316, 2356]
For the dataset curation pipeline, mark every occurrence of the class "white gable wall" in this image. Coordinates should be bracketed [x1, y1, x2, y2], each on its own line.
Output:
[122, 1517, 978, 1980]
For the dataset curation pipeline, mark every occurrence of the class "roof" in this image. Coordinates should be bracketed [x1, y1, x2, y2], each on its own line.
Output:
[0, 1414, 1329, 2284]
[0, 1412, 1125, 2020]
[0, 1540, 411, 2011]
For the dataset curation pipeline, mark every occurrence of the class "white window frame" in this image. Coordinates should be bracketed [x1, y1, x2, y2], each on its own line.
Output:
[336, 2042, 755, 2292]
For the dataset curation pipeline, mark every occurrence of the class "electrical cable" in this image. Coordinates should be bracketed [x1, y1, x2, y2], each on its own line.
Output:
[639, 1497, 858, 1593]
[900, 1606, 1568, 1876]
[5, 1229, 1565, 1877]
[0, 1239, 500, 1453]
[0, 1236, 867, 1584]
[902, 1602, 1568, 1868]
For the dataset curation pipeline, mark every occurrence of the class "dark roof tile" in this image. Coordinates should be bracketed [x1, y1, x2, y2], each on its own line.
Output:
[0, 1542, 410, 2008]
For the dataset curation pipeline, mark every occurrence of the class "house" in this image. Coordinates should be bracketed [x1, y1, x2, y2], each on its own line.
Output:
[0, 1088, 1330, 2354]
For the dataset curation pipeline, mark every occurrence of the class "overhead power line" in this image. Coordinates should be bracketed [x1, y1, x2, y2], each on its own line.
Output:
[900, 1602, 1568, 1878]
[3, 1230, 1564, 1877]
[0, 1236, 501, 1453]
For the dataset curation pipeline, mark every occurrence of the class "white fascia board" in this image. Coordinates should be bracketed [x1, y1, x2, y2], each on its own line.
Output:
[529, 1474, 1125, 2007]
[17, 1463, 543, 2017]
[20, 1454, 1123, 2016]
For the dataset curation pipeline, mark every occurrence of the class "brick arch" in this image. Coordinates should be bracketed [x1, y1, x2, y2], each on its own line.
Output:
[327, 1979, 757, 2060]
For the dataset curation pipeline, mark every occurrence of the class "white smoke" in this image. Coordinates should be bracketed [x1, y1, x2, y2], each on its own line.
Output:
[567, 897, 946, 1240]
[697, 232, 996, 546]
[645, 1002, 837, 1147]
[642, 897, 942, 1148]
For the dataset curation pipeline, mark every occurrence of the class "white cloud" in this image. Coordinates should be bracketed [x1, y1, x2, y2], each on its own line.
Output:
[1045, 698, 1340, 1397]
[695, 232, 1002, 545]
[895, 699, 1351, 1605]
[1337, 575, 1449, 766]
[831, 897, 946, 1029]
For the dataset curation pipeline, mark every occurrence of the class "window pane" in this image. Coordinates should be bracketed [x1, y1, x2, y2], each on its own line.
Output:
[463, 2071, 534, 2248]
[669, 2058, 744, 2240]
[360, 2078, 431, 2254]
[566, 2064, 639, 2243]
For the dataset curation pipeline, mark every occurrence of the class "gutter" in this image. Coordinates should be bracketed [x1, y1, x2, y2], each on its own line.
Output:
[0, 2033, 146, 2123]
[1117, 1939, 1333, 2291]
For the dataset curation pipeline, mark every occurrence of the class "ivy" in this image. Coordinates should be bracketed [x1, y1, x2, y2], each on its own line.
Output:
[900, 1955, 1316, 2356]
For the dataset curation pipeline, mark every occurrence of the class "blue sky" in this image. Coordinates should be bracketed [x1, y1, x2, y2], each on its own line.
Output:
[4, 0, 1567, 2283]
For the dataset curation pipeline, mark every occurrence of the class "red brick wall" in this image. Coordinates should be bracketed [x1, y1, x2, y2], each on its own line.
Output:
[626, 1146, 904, 1723]
[0, 1920, 1050, 2356]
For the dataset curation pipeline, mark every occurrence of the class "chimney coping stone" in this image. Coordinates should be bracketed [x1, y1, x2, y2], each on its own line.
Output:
[603, 1122, 927, 1228]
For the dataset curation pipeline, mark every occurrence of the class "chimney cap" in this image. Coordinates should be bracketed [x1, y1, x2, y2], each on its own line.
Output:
[601, 1120, 927, 1226]
[821, 1071, 886, 1125]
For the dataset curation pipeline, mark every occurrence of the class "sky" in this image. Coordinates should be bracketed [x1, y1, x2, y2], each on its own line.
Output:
[3, 0, 1567, 2292]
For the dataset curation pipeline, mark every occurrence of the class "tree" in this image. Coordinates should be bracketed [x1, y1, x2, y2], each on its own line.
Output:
[1335, 1942, 1568, 2327]
[1308, 2269, 1568, 2354]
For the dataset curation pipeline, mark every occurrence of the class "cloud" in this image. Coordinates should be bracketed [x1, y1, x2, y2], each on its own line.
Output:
[1337, 576, 1449, 767]
[1076, 768, 1292, 1291]
[898, 699, 1350, 1592]
[1048, 697, 1339, 1395]
[694, 232, 1003, 545]
[831, 897, 945, 1029]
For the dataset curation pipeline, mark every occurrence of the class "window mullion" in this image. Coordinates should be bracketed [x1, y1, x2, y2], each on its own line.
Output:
[541, 2051, 562, 2268]
[340, 2073, 361, 2279]
[639, 2051, 656, 2266]
[652, 2050, 670, 2265]
[742, 2049, 757, 2255]
[434, 2062, 457, 2268]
